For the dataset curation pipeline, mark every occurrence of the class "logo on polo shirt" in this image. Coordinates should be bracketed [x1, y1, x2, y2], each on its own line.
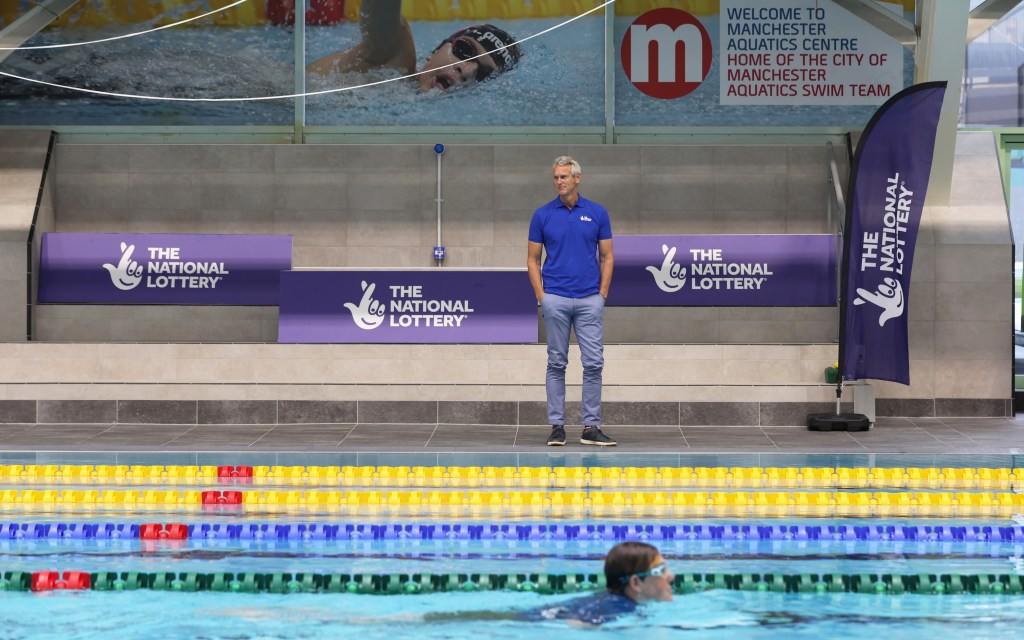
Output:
[580, 215, 593, 222]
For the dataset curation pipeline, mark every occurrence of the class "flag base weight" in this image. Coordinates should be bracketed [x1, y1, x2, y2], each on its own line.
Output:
[806, 413, 871, 432]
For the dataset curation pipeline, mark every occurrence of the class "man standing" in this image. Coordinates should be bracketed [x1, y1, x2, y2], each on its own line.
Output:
[527, 156, 616, 446]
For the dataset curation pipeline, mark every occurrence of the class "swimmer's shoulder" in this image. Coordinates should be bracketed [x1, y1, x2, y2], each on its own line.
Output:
[524, 591, 638, 625]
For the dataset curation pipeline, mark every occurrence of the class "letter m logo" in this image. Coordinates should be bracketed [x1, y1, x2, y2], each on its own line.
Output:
[621, 8, 712, 100]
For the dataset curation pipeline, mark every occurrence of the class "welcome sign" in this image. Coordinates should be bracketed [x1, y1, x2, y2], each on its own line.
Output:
[609, 234, 837, 306]
[38, 233, 292, 304]
[278, 270, 537, 343]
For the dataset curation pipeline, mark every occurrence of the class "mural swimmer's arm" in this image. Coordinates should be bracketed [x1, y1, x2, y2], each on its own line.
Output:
[306, 0, 416, 76]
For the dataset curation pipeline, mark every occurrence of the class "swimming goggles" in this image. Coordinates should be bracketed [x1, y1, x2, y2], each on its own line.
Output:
[620, 562, 670, 583]
[634, 563, 670, 580]
[450, 36, 497, 83]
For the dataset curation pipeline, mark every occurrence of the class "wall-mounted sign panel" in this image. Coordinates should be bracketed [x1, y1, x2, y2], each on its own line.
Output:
[609, 234, 837, 307]
[278, 270, 538, 343]
[718, 0, 904, 106]
[38, 233, 292, 304]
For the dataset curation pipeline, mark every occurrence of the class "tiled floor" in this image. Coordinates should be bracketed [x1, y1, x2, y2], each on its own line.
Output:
[2, 417, 1024, 455]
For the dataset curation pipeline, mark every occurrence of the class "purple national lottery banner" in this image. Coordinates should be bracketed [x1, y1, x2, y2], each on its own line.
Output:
[609, 234, 837, 306]
[38, 233, 292, 304]
[841, 82, 947, 385]
[278, 270, 538, 343]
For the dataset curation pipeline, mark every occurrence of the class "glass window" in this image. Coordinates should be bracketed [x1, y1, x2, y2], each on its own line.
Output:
[962, 3, 1024, 127]
[304, 0, 605, 126]
[0, 0, 293, 125]
[615, 0, 914, 127]
[0, 0, 919, 132]
[1011, 150, 1024, 394]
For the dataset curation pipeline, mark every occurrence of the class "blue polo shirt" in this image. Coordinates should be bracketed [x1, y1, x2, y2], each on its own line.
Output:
[528, 194, 612, 298]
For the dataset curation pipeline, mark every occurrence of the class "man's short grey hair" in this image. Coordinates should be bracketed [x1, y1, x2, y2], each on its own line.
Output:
[553, 155, 582, 177]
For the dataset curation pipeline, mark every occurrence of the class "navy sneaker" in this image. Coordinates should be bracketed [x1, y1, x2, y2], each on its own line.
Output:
[546, 425, 566, 446]
[581, 426, 617, 446]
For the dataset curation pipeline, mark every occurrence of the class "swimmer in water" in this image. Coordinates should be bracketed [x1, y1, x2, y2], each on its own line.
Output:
[420, 541, 674, 627]
[306, 0, 522, 92]
[523, 541, 675, 625]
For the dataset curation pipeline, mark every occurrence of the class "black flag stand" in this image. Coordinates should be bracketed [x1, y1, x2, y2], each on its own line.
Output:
[807, 377, 870, 431]
[808, 131, 871, 433]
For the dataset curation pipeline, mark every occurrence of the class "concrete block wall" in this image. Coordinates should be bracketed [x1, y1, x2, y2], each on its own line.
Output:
[0, 342, 872, 426]
[43, 142, 843, 343]
[0, 131, 53, 342]
[872, 131, 1013, 412]
[0, 134, 1010, 418]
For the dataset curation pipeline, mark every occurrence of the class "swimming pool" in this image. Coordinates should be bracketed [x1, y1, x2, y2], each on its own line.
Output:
[9, 588, 1024, 639]
[2, 460, 1024, 638]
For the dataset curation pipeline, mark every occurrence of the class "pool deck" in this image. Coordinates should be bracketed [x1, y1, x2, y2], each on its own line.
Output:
[2, 416, 1024, 457]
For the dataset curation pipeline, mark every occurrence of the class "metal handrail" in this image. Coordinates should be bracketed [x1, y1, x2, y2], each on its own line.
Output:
[826, 141, 847, 233]
[827, 141, 847, 343]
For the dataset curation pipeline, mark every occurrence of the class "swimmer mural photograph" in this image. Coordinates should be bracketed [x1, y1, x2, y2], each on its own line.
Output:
[0, 0, 914, 128]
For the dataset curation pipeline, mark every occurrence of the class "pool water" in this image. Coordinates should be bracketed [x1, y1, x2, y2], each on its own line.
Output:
[5, 461, 1024, 638]
[5, 589, 1024, 639]
[4, 518, 1024, 638]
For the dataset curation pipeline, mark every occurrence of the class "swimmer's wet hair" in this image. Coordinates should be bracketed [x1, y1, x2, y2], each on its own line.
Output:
[604, 541, 660, 595]
[436, 24, 523, 76]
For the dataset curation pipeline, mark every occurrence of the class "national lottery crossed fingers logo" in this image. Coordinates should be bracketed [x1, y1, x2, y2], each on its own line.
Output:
[342, 281, 475, 331]
[853, 277, 905, 327]
[644, 244, 774, 294]
[102, 241, 230, 291]
[102, 242, 144, 291]
[646, 244, 688, 293]
[343, 281, 387, 330]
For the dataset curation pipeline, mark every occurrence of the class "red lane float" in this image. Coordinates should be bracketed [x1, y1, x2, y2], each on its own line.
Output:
[201, 491, 243, 505]
[217, 466, 254, 479]
[32, 571, 90, 591]
[140, 523, 189, 540]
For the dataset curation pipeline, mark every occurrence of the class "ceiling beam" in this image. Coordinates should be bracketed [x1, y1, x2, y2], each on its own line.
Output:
[0, 0, 79, 65]
[832, 0, 918, 46]
[967, 0, 1023, 42]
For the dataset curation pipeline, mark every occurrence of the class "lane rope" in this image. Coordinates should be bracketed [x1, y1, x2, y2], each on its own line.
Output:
[2, 464, 1016, 490]
[5, 521, 1024, 543]
[4, 569, 1021, 594]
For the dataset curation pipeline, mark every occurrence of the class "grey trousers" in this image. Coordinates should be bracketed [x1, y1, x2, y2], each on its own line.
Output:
[540, 293, 605, 426]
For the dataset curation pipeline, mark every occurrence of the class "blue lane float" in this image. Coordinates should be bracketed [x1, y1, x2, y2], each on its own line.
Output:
[2, 522, 1024, 542]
